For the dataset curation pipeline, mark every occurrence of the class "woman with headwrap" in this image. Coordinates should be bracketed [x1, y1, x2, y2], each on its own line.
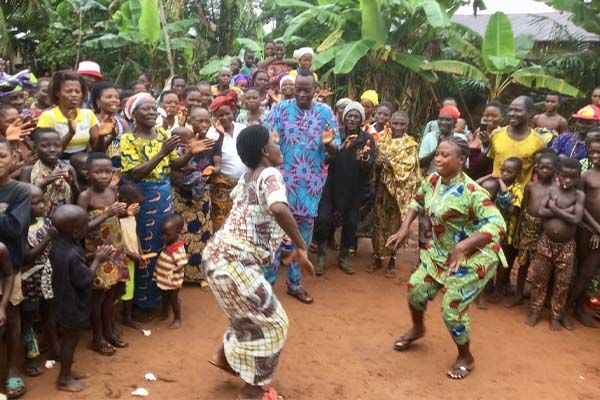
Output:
[207, 91, 247, 231]
[367, 110, 420, 278]
[278, 74, 295, 101]
[313, 102, 375, 275]
[0, 69, 37, 116]
[290, 47, 318, 81]
[360, 89, 379, 127]
[232, 74, 252, 92]
[119, 92, 186, 314]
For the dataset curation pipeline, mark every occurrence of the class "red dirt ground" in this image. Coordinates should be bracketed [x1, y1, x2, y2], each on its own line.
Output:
[9, 238, 600, 399]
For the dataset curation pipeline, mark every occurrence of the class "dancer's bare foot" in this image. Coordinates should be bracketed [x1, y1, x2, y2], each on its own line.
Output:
[550, 319, 562, 331]
[526, 313, 541, 327]
[169, 319, 181, 330]
[57, 377, 89, 392]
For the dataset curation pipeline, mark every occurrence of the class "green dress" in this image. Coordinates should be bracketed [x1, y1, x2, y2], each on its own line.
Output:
[408, 172, 507, 345]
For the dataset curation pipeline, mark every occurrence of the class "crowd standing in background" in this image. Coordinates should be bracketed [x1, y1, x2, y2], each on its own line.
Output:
[1, 41, 600, 399]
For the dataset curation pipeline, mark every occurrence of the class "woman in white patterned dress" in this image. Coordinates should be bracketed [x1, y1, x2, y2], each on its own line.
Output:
[203, 125, 315, 400]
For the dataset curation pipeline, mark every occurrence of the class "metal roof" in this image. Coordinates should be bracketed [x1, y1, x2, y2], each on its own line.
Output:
[451, 13, 599, 42]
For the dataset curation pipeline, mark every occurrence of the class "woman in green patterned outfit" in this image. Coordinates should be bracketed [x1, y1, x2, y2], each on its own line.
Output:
[387, 137, 507, 380]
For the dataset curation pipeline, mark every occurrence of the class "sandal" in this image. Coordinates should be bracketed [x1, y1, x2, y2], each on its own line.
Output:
[107, 335, 128, 348]
[6, 376, 26, 399]
[393, 333, 423, 351]
[89, 341, 116, 356]
[286, 287, 313, 304]
[447, 363, 474, 380]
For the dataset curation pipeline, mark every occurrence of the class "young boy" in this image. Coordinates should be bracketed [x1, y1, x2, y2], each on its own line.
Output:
[21, 184, 60, 376]
[69, 152, 89, 191]
[118, 182, 146, 330]
[506, 152, 558, 308]
[20, 128, 78, 217]
[562, 137, 600, 328]
[77, 153, 128, 355]
[155, 214, 187, 329]
[532, 93, 568, 138]
[477, 157, 524, 305]
[50, 204, 113, 392]
[527, 158, 585, 331]
[0, 136, 32, 398]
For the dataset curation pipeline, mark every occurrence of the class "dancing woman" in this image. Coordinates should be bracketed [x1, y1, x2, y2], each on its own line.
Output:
[387, 137, 507, 380]
[203, 125, 315, 400]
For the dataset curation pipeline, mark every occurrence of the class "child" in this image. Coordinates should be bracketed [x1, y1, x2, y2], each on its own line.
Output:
[69, 152, 89, 191]
[367, 102, 393, 142]
[21, 184, 60, 377]
[118, 182, 145, 330]
[20, 128, 78, 217]
[526, 158, 585, 331]
[0, 136, 32, 398]
[77, 152, 128, 355]
[50, 204, 113, 392]
[563, 137, 600, 328]
[476, 157, 523, 307]
[172, 111, 221, 286]
[505, 152, 558, 308]
[237, 88, 268, 126]
[154, 214, 187, 329]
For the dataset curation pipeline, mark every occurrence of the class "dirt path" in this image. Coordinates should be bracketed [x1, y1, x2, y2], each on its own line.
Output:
[18, 239, 600, 399]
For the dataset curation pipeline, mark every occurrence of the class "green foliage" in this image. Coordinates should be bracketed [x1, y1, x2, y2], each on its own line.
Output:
[138, 0, 161, 44]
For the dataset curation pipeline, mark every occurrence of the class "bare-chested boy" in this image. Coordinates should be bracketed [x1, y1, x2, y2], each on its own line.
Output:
[562, 137, 600, 328]
[532, 93, 568, 136]
[506, 151, 558, 308]
[527, 158, 585, 331]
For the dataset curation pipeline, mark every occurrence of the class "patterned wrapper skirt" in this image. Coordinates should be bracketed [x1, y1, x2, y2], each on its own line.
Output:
[135, 179, 173, 309]
[204, 241, 288, 386]
[210, 174, 239, 233]
[173, 188, 212, 283]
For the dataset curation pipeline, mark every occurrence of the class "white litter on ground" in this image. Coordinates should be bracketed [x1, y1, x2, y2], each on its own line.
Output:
[142, 329, 151, 336]
[145, 372, 157, 381]
[131, 387, 149, 397]
[44, 360, 56, 369]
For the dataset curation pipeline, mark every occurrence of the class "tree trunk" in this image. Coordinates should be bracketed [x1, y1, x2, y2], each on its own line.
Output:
[158, 0, 175, 76]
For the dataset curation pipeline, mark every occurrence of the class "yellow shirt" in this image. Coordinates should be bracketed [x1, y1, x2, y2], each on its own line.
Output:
[289, 69, 319, 81]
[37, 107, 98, 154]
[488, 127, 545, 189]
[119, 128, 177, 181]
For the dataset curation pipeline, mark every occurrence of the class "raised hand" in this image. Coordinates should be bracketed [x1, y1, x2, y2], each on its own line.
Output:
[67, 109, 77, 134]
[340, 134, 357, 150]
[178, 108, 188, 127]
[359, 142, 371, 158]
[161, 135, 181, 155]
[189, 138, 216, 155]
[213, 119, 225, 135]
[5, 117, 36, 141]
[386, 226, 409, 250]
[202, 166, 216, 176]
[126, 203, 141, 217]
[98, 115, 116, 136]
[106, 202, 127, 217]
[321, 128, 336, 145]
[95, 245, 115, 263]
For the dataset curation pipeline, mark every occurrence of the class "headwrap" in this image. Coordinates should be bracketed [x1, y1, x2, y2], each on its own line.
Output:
[438, 105, 461, 121]
[233, 74, 252, 86]
[293, 47, 315, 61]
[343, 101, 365, 122]
[335, 97, 352, 110]
[279, 74, 295, 89]
[360, 90, 379, 106]
[209, 91, 238, 113]
[124, 92, 155, 120]
[0, 70, 37, 98]
[572, 104, 600, 121]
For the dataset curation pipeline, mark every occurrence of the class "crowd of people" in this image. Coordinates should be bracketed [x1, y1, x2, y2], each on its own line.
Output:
[0, 38, 599, 399]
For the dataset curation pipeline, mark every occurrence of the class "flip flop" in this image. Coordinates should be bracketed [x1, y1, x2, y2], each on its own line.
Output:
[89, 341, 116, 356]
[6, 376, 26, 399]
[107, 335, 128, 348]
[393, 333, 423, 351]
[23, 361, 43, 377]
[447, 363, 474, 380]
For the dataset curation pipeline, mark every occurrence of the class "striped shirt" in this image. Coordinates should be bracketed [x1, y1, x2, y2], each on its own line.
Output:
[154, 241, 187, 290]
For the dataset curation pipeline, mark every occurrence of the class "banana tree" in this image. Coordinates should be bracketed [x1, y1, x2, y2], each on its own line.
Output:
[421, 11, 583, 99]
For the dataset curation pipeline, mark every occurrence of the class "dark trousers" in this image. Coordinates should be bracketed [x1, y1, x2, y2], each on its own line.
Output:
[314, 186, 359, 250]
